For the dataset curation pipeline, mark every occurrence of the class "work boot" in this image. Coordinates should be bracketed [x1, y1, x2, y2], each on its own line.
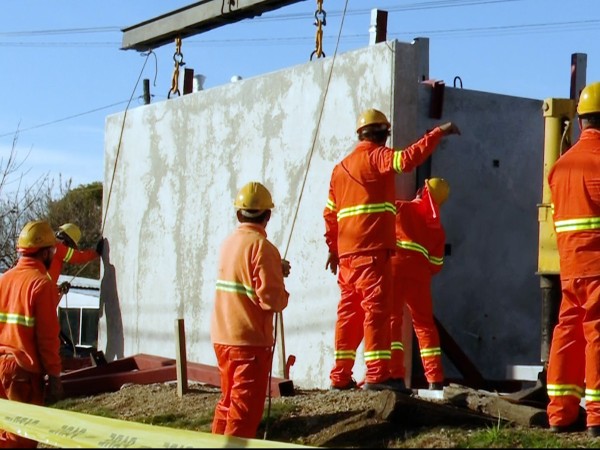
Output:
[330, 378, 357, 391]
[429, 382, 444, 391]
[549, 422, 586, 433]
[362, 378, 411, 394]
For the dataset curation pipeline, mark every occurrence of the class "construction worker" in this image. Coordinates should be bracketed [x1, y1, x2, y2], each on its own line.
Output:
[546, 81, 600, 437]
[0, 220, 63, 448]
[210, 181, 290, 438]
[324, 108, 460, 392]
[390, 178, 449, 391]
[48, 223, 103, 288]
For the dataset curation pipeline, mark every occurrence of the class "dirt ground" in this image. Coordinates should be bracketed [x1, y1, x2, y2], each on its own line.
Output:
[52, 381, 597, 448]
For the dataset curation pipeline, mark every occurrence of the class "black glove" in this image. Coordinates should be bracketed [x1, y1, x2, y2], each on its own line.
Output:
[96, 238, 105, 255]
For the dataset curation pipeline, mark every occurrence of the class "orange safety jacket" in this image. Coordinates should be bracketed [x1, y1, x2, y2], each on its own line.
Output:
[391, 188, 445, 280]
[210, 223, 289, 348]
[48, 241, 99, 282]
[548, 128, 600, 280]
[0, 257, 61, 377]
[324, 127, 444, 257]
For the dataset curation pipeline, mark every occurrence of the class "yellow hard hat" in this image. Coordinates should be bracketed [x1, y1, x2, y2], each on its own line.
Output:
[577, 82, 600, 116]
[17, 220, 56, 253]
[58, 223, 82, 246]
[234, 181, 274, 211]
[426, 178, 450, 206]
[356, 108, 391, 133]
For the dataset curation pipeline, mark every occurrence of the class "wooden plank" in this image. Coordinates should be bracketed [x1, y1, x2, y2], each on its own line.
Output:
[374, 390, 496, 427]
[444, 384, 549, 428]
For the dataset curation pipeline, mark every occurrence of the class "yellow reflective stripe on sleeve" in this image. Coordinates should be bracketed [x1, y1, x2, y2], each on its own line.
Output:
[325, 198, 336, 211]
[392, 149, 404, 173]
[391, 341, 404, 351]
[0, 312, 35, 327]
[63, 247, 74, 263]
[334, 349, 356, 361]
[215, 280, 256, 299]
[586, 388, 600, 402]
[420, 347, 442, 358]
[364, 350, 391, 361]
[555, 217, 600, 233]
[337, 202, 396, 220]
[547, 383, 584, 398]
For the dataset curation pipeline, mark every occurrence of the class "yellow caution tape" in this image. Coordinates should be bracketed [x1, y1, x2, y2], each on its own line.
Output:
[0, 398, 314, 448]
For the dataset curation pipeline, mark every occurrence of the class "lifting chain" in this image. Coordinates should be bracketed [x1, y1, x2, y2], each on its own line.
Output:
[310, 0, 326, 61]
[168, 36, 186, 99]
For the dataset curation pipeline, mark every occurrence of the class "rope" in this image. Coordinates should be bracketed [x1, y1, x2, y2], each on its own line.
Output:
[264, 0, 350, 440]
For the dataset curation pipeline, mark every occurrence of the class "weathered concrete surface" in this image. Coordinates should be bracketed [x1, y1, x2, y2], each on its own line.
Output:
[99, 38, 543, 389]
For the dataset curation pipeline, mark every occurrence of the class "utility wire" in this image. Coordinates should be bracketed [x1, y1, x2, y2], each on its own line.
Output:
[1, 18, 598, 48]
[0, 101, 131, 139]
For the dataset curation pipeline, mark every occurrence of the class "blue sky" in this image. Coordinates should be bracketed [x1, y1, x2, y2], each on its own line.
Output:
[0, 0, 598, 191]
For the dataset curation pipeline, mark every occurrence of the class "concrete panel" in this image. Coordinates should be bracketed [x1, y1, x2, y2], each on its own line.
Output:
[425, 87, 544, 380]
[100, 40, 428, 389]
[100, 38, 545, 390]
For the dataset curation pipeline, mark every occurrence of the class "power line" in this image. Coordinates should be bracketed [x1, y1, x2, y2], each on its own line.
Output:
[0, 18, 598, 48]
[0, 101, 130, 139]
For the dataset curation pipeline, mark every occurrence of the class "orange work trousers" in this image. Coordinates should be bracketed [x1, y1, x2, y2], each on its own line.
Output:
[0, 355, 44, 448]
[330, 250, 393, 386]
[547, 277, 600, 428]
[212, 344, 272, 439]
[389, 269, 444, 384]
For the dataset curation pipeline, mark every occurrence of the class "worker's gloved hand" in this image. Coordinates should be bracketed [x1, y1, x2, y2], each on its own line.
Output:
[281, 259, 291, 278]
[438, 122, 461, 136]
[325, 252, 339, 276]
[58, 281, 71, 296]
[95, 238, 105, 255]
[45, 375, 64, 404]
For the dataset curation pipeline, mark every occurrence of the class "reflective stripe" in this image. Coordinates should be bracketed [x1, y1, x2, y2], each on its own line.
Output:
[364, 349, 391, 361]
[420, 347, 442, 358]
[64, 247, 74, 263]
[547, 383, 584, 398]
[337, 202, 396, 221]
[325, 199, 336, 211]
[0, 312, 35, 328]
[397, 240, 429, 259]
[391, 341, 404, 351]
[429, 255, 443, 266]
[555, 217, 600, 233]
[586, 388, 600, 402]
[334, 349, 356, 361]
[215, 280, 256, 299]
[392, 149, 404, 173]
[396, 240, 444, 266]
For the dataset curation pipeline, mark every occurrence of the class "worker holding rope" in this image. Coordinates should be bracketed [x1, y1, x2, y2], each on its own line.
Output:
[324, 108, 460, 392]
[48, 223, 103, 301]
[210, 181, 290, 439]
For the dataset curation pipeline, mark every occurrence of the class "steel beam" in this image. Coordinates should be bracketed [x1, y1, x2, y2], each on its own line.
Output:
[121, 0, 305, 52]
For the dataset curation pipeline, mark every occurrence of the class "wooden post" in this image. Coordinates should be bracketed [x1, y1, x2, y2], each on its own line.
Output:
[175, 318, 188, 397]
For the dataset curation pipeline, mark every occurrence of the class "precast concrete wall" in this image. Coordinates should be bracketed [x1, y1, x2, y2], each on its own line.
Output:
[99, 38, 544, 389]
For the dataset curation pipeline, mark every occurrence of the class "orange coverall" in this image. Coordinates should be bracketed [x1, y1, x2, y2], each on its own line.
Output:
[47, 241, 98, 282]
[0, 256, 61, 448]
[210, 223, 289, 438]
[547, 128, 600, 428]
[324, 127, 444, 387]
[390, 186, 445, 384]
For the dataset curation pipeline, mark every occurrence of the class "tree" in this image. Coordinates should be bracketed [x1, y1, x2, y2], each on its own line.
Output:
[0, 133, 53, 271]
[46, 181, 103, 279]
